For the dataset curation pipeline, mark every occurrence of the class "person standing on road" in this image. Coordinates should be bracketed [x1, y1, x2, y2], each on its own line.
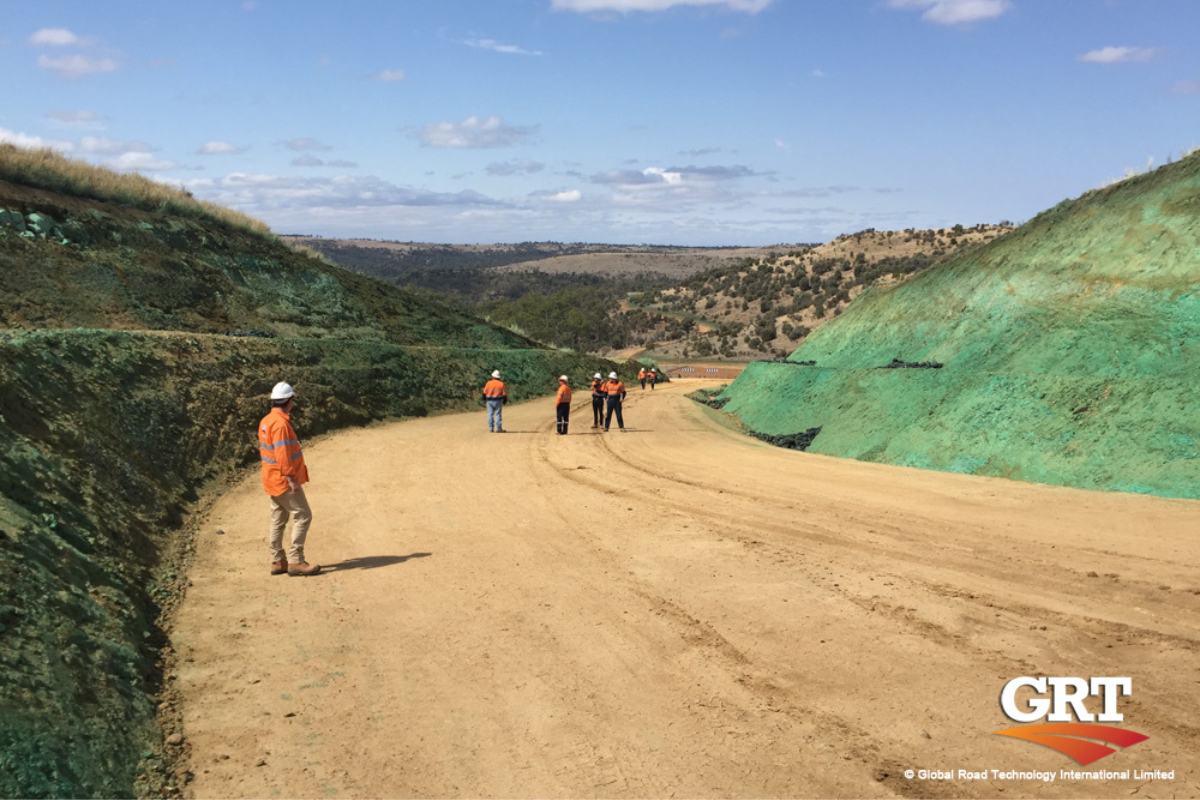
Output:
[649, 369, 657, 390]
[555, 375, 572, 435]
[482, 370, 507, 433]
[603, 371, 627, 432]
[259, 382, 321, 577]
[638, 367, 647, 390]
[590, 372, 605, 428]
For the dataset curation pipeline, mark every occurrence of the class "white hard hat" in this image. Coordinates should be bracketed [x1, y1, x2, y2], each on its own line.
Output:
[609, 372, 618, 379]
[594, 373, 602, 379]
[491, 370, 501, 378]
[559, 375, 568, 381]
[270, 381, 295, 401]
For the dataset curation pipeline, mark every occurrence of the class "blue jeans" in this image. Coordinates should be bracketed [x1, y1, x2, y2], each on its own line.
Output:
[487, 399, 504, 431]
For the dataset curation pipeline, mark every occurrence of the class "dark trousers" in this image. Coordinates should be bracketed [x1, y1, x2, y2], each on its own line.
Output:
[605, 399, 624, 430]
[556, 402, 570, 435]
[640, 379, 646, 389]
[591, 397, 604, 426]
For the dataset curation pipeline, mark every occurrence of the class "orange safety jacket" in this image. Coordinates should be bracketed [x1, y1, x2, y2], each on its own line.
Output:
[556, 383, 572, 405]
[259, 408, 309, 496]
[638, 369, 646, 380]
[483, 378, 507, 400]
[590, 379, 604, 399]
[605, 380, 626, 401]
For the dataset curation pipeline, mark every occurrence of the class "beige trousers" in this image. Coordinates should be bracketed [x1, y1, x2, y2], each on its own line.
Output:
[268, 486, 312, 562]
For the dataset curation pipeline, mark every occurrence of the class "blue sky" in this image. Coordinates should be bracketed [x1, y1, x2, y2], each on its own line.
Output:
[1, 0, 1197, 245]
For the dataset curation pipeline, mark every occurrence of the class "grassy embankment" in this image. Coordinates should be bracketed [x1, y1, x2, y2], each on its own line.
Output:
[0, 144, 627, 798]
[712, 151, 1200, 498]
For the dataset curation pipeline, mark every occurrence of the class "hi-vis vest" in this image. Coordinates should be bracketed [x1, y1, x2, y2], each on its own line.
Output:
[483, 378, 507, 399]
[557, 383, 572, 404]
[605, 380, 626, 399]
[259, 408, 309, 496]
[591, 379, 604, 398]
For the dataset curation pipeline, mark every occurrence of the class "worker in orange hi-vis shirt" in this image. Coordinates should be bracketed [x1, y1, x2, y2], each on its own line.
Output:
[259, 382, 321, 577]
[603, 371, 627, 432]
[638, 367, 647, 390]
[555, 375, 572, 435]
[649, 368, 658, 390]
[482, 369, 507, 433]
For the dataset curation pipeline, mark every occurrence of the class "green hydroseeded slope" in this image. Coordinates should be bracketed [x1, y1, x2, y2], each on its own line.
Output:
[0, 167, 630, 798]
[716, 151, 1200, 498]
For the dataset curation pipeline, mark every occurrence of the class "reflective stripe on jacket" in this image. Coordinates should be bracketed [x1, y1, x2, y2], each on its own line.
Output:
[483, 378, 507, 399]
[590, 380, 604, 399]
[605, 380, 626, 400]
[556, 383, 572, 405]
[259, 408, 309, 496]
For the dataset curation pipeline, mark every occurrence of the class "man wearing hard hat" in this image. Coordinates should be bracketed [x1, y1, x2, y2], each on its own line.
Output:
[259, 382, 321, 576]
[482, 369, 507, 433]
[603, 371, 627, 432]
[589, 372, 605, 428]
[555, 375, 572, 435]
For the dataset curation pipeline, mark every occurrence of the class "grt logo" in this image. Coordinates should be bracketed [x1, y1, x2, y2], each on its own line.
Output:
[994, 677, 1149, 765]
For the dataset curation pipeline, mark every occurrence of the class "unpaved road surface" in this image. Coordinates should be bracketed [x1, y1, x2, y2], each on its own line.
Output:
[174, 380, 1200, 798]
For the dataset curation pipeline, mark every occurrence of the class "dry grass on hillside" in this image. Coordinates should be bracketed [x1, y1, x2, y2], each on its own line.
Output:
[644, 225, 1011, 360]
[0, 144, 271, 235]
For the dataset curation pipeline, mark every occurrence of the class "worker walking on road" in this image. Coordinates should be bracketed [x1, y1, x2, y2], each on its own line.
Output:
[649, 368, 657, 390]
[638, 367, 647, 390]
[259, 382, 321, 577]
[590, 372, 605, 428]
[482, 370, 507, 433]
[555, 375, 572, 435]
[603, 371, 627, 432]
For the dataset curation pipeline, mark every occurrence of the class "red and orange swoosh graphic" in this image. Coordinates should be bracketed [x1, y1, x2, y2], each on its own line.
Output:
[994, 723, 1149, 765]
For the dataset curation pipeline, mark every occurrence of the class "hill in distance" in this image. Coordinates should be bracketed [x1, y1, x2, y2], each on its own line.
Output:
[712, 149, 1200, 499]
[287, 227, 1011, 360]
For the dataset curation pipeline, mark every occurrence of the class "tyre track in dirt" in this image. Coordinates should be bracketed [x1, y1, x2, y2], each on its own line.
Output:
[172, 380, 1200, 798]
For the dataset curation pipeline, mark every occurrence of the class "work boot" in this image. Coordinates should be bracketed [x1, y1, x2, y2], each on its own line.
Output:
[270, 558, 288, 575]
[287, 561, 322, 577]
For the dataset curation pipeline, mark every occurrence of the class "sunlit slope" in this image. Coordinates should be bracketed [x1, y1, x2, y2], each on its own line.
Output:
[717, 152, 1200, 497]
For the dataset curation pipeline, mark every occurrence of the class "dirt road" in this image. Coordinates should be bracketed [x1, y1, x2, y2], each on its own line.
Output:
[173, 380, 1200, 798]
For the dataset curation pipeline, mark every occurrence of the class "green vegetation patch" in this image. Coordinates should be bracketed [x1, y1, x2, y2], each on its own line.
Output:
[715, 152, 1200, 498]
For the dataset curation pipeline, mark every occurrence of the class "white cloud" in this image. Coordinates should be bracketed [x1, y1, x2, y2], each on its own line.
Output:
[104, 152, 178, 172]
[460, 37, 543, 56]
[37, 53, 117, 78]
[552, 0, 773, 12]
[486, 158, 545, 176]
[888, 0, 1012, 26]
[285, 137, 333, 151]
[417, 115, 537, 148]
[369, 68, 406, 82]
[291, 155, 326, 167]
[186, 172, 504, 213]
[198, 141, 248, 155]
[80, 136, 153, 155]
[45, 109, 100, 128]
[550, 190, 582, 202]
[29, 28, 84, 46]
[1078, 46, 1157, 64]
[0, 126, 74, 152]
[774, 139, 790, 150]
